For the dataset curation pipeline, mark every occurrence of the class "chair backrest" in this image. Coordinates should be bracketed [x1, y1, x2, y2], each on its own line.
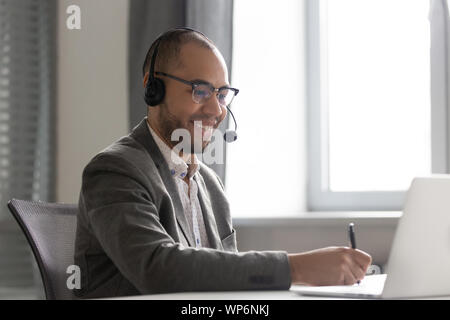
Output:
[7, 199, 78, 300]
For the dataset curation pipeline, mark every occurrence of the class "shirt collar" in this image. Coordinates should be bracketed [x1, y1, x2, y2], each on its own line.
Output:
[146, 119, 199, 179]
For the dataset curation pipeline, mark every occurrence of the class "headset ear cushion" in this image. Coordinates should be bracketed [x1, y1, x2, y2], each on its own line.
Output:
[144, 78, 165, 106]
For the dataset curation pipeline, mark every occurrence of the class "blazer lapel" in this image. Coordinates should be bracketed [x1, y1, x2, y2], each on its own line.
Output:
[130, 118, 195, 247]
[195, 174, 223, 250]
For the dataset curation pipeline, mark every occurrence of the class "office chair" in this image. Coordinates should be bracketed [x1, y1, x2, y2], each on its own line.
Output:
[7, 199, 78, 300]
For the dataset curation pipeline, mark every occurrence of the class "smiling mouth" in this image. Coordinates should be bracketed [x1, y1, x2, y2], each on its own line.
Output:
[190, 120, 216, 142]
[190, 120, 217, 130]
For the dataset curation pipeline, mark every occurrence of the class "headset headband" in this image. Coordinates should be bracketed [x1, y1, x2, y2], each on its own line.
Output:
[147, 27, 207, 79]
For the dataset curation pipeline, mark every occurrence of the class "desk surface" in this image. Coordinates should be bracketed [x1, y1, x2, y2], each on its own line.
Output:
[112, 289, 450, 300]
[114, 290, 336, 300]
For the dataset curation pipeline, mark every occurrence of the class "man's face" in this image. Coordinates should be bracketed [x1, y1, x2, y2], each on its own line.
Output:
[145, 42, 229, 152]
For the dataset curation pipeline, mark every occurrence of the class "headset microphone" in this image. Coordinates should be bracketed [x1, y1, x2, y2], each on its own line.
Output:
[223, 105, 238, 143]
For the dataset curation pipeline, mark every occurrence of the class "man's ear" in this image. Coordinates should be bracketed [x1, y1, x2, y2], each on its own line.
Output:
[143, 72, 149, 88]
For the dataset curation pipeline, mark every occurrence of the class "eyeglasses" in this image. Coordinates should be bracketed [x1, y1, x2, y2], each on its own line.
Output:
[155, 71, 239, 107]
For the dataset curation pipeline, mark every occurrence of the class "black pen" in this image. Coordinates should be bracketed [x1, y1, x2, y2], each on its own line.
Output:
[348, 222, 356, 249]
[348, 222, 360, 284]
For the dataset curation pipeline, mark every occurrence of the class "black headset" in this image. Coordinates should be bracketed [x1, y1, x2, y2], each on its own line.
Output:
[144, 27, 205, 107]
[143, 27, 238, 142]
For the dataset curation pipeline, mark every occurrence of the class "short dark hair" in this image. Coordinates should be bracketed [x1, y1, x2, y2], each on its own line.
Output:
[142, 28, 216, 77]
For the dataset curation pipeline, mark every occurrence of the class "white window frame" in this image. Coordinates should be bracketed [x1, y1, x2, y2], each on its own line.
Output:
[306, 0, 447, 211]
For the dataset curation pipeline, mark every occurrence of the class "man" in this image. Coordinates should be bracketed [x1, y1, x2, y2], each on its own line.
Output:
[74, 28, 371, 299]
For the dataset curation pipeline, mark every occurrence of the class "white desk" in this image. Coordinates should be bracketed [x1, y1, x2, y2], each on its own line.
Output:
[113, 290, 339, 300]
[111, 289, 450, 300]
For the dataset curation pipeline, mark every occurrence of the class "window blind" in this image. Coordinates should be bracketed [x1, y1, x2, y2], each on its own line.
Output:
[0, 0, 55, 289]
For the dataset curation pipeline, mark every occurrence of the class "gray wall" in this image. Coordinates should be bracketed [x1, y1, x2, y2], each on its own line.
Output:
[57, 0, 129, 203]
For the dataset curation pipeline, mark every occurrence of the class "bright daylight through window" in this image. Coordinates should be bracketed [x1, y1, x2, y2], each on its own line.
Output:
[326, 0, 431, 192]
[227, 0, 306, 217]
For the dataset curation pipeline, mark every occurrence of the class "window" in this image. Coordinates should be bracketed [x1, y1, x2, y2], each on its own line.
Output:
[0, 0, 56, 289]
[226, 0, 307, 217]
[228, 0, 442, 215]
[307, 0, 436, 210]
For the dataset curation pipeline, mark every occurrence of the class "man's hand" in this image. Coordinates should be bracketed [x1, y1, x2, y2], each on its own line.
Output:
[288, 247, 372, 286]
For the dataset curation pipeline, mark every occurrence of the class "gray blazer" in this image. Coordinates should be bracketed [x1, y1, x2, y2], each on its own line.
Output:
[74, 118, 291, 298]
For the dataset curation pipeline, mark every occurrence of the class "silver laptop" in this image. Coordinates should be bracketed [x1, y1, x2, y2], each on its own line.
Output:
[292, 175, 450, 299]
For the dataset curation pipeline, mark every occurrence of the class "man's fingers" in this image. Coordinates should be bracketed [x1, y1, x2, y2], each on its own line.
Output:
[352, 249, 372, 271]
[347, 260, 366, 284]
[343, 265, 357, 285]
[347, 259, 366, 282]
[343, 249, 371, 284]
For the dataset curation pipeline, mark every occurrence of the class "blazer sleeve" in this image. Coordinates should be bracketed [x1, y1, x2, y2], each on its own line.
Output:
[80, 153, 292, 294]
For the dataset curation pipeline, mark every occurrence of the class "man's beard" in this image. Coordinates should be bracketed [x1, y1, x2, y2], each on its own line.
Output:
[157, 103, 211, 154]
